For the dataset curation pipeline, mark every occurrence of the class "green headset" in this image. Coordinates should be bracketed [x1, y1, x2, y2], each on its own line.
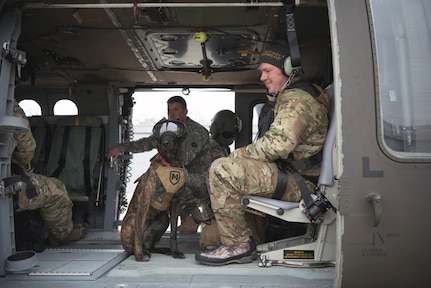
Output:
[282, 56, 301, 76]
[283, 56, 294, 76]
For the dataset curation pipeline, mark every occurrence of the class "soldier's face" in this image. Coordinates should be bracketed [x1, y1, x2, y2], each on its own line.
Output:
[168, 102, 188, 123]
[259, 63, 289, 95]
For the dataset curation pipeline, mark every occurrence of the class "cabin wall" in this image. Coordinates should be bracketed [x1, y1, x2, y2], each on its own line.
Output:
[334, 0, 431, 287]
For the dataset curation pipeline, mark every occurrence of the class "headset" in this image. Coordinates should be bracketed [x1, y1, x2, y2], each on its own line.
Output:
[283, 56, 294, 76]
[284, 55, 302, 77]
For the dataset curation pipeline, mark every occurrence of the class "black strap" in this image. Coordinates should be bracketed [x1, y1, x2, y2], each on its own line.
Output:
[288, 150, 322, 171]
[274, 161, 314, 208]
[272, 168, 289, 200]
[11, 163, 37, 199]
[83, 126, 92, 195]
[290, 167, 314, 208]
[256, 100, 275, 139]
[289, 81, 321, 98]
[51, 126, 70, 178]
[283, 0, 301, 69]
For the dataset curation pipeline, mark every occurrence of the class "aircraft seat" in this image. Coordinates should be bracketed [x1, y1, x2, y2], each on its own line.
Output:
[45, 116, 105, 203]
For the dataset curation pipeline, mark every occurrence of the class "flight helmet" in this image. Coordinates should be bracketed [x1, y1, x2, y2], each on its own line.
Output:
[210, 110, 242, 146]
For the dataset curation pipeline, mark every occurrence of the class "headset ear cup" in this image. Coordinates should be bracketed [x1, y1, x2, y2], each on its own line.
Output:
[284, 56, 293, 76]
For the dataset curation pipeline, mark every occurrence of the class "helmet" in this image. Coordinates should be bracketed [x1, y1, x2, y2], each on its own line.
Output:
[210, 110, 242, 146]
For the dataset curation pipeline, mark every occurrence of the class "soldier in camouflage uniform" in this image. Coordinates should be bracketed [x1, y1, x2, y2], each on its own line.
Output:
[12, 100, 86, 246]
[108, 96, 212, 230]
[195, 43, 329, 266]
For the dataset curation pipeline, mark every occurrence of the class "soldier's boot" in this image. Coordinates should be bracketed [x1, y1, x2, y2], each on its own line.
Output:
[199, 218, 221, 250]
[178, 207, 201, 234]
[195, 237, 256, 266]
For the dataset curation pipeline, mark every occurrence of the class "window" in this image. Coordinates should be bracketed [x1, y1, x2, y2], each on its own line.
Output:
[18, 99, 42, 116]
[53, 99, 78, 115]
[370, 0, 431, 159]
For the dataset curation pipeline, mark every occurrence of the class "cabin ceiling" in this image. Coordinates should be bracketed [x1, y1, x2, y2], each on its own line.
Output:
[7, 1, 329, 88]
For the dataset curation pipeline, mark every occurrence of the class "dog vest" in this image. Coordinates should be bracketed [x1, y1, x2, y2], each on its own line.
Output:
[151, 163, 187, 211]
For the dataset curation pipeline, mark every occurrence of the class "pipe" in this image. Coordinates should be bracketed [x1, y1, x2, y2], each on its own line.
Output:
[22, 1, 326, 9]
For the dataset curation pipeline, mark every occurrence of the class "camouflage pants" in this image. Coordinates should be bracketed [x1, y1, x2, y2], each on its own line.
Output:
[17, 172, 73, 240]
[208, 157, 314, 246]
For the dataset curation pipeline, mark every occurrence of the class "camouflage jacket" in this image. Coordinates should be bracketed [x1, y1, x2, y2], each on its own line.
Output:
[209, 137, 230, 161]
[230, 83, 329, 175]
[119, 117, 211, 174]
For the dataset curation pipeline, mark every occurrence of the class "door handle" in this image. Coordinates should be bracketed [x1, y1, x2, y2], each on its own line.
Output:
[366, 192, 383, 226]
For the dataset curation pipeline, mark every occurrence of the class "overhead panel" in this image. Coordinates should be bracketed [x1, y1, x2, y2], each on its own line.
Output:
[135, 28, 266, 71]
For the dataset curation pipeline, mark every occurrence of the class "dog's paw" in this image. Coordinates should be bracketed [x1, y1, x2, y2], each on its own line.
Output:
[134, 250, 151, 262]
[172, 251, 185, 259]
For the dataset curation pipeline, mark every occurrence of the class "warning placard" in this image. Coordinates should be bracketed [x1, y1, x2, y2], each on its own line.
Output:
[283, 250, 315, 259]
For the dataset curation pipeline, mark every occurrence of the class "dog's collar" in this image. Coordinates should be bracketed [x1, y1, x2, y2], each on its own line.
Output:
[157, 153, 182, 168]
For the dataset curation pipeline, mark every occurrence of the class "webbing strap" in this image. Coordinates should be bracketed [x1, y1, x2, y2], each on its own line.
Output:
[272, 168, 288, 200]
[290, 167, 314, 208]
[289, 81, 321, 98]
[289, 150, 322, 171]
[283, 0, 301, 69]
[83, 126, 92, 195]
[51, 126, 70, 178]
[274, 161, 314, 208]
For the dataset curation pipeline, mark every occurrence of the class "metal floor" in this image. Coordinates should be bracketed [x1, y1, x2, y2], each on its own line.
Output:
[0, 230, 335, 288]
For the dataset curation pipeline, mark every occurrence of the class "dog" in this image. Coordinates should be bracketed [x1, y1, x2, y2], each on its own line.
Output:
[120, 119, 188, 261]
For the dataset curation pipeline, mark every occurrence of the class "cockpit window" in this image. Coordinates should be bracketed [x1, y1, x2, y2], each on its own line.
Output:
[53, 99, 78, 115]
[370, 0, 431, 160]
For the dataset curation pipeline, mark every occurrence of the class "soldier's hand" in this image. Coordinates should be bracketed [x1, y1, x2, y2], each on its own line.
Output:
[107, 146, 120, 160]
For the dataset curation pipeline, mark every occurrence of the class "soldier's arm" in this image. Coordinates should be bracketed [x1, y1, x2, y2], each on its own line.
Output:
[117, 135, 158, 154]
[230, 90, 311, 162]
[12, 100, 36, 168]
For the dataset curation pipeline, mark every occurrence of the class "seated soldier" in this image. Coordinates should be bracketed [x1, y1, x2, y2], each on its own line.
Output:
[12, 100, 86, 247]
[195, 43, 329, 266]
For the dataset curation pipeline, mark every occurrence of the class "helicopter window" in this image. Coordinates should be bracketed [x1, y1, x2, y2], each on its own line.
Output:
[370, 0, 431, 160]
[53, 99, 78, 116]
[18, 99, 42, 116]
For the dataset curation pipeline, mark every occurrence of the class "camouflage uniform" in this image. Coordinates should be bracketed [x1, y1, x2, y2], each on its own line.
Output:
[119, 117, 211, 212]
[12, 100, 75, 241]
[209, 137, 229, 161]
[208, 86, 329, 246]
[12, 100, 36, 169]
